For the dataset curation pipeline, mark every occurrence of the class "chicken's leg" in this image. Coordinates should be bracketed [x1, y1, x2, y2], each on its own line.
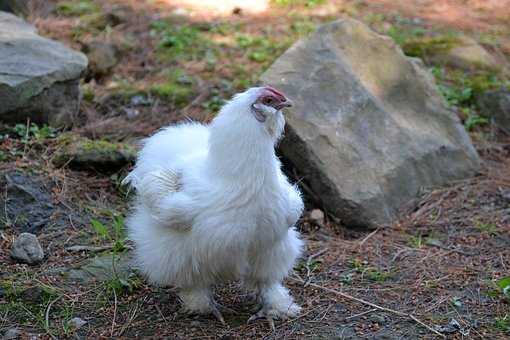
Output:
[247, 282, 301, 330]
[178, 287, 226, 324]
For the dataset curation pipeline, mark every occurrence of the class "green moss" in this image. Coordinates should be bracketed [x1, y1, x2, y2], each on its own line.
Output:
[366, 269, 392, 282]
[81, 84, 95, 102]
[81, 139, 124, 153]
[1, 280, 21, 302]
[79, 12, 109, 30]
[401, 34, 459, 58]
[53, 135, 136, 170]
[386, 25, 428, 46]
[290, 18, 317, 36]
[55, 132, 75, 147]
[494, 315, 510, 333]
[100, 78, 146, 101]
[150, 69, 195, 106]
[236, 33, 291, 65]
[465, 73, 509, 94]
[433, 67, 509, 108]
[56, 0, 100, 16]
[151, 21, 210, 62]
[151, 83, 193, 105]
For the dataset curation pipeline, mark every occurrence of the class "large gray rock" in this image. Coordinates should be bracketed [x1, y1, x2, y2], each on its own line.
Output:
[0, 11, 88, 126]
[262, 19, 481, 228]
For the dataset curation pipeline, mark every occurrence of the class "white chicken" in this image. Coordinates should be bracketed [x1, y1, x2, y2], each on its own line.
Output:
[124, 86, 304, 326]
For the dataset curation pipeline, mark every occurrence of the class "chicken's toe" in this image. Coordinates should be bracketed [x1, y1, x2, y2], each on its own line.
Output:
[210, 303, 226, 325]
[247, 307, 283, 331]
[176, 301, 227, 325]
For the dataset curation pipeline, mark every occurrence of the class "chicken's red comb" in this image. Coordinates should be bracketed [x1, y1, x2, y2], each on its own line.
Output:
[264, 86, 287, 100]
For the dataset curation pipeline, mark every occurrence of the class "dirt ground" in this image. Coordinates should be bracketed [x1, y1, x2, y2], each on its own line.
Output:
[1, 0, 510, 339]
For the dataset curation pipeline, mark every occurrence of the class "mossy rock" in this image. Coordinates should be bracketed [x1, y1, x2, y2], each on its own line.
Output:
[53, 134, 136, 171]
[56, 0, 100, 17]
[402, 35, 459, 59]
[402, 34, 500, 71]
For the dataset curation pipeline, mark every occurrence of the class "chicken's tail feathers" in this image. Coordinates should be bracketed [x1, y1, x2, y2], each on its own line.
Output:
[123, 168, 181, 192]
[149, 168, 182, 193]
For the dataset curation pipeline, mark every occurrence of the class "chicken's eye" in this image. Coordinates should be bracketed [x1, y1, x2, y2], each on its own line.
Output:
[263, 97, 273, 105]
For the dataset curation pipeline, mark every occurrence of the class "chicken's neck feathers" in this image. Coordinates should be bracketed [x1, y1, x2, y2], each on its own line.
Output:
[206, 105, 280, 192]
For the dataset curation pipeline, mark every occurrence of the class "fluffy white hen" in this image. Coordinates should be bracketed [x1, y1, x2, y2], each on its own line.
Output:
[124, 86, 304, 326]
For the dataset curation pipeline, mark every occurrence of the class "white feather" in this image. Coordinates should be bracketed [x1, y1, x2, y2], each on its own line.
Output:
[125, 87, 304, 317]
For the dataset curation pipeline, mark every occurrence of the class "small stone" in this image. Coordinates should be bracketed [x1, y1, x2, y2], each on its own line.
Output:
[124, 108, 140, 120]
[309, 209, 325, 227]
[2, 328, 21, 340]
[10, 233, 44, 264]
[69, 317, 87, 330]
[369, 314, 386, 324]
[130, 95, 152, 106]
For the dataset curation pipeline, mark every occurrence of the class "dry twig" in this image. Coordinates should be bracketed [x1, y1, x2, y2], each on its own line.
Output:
[45, 296, 62, 340]
[110, 288, 118, 337]
[358, 229, 379, 247]
[345, 308, 377, 321]
[290, 277, 445, 338]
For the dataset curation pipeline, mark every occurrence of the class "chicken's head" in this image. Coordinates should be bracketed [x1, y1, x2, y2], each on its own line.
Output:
[211, 86, 292, 145]
[251, 86, 293, 123]
[240, 86, 291, 141]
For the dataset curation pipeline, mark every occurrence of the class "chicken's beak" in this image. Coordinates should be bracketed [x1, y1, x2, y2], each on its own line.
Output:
[277, 99, 293, 110]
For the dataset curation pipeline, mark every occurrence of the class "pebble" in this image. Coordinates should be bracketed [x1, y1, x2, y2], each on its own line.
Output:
[309, 209, 325, 227]
[69, 317, 87, 330]
[3, 328, 21, 340]
[369, 314, 386, 324]
[10, 233, 44, 265]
